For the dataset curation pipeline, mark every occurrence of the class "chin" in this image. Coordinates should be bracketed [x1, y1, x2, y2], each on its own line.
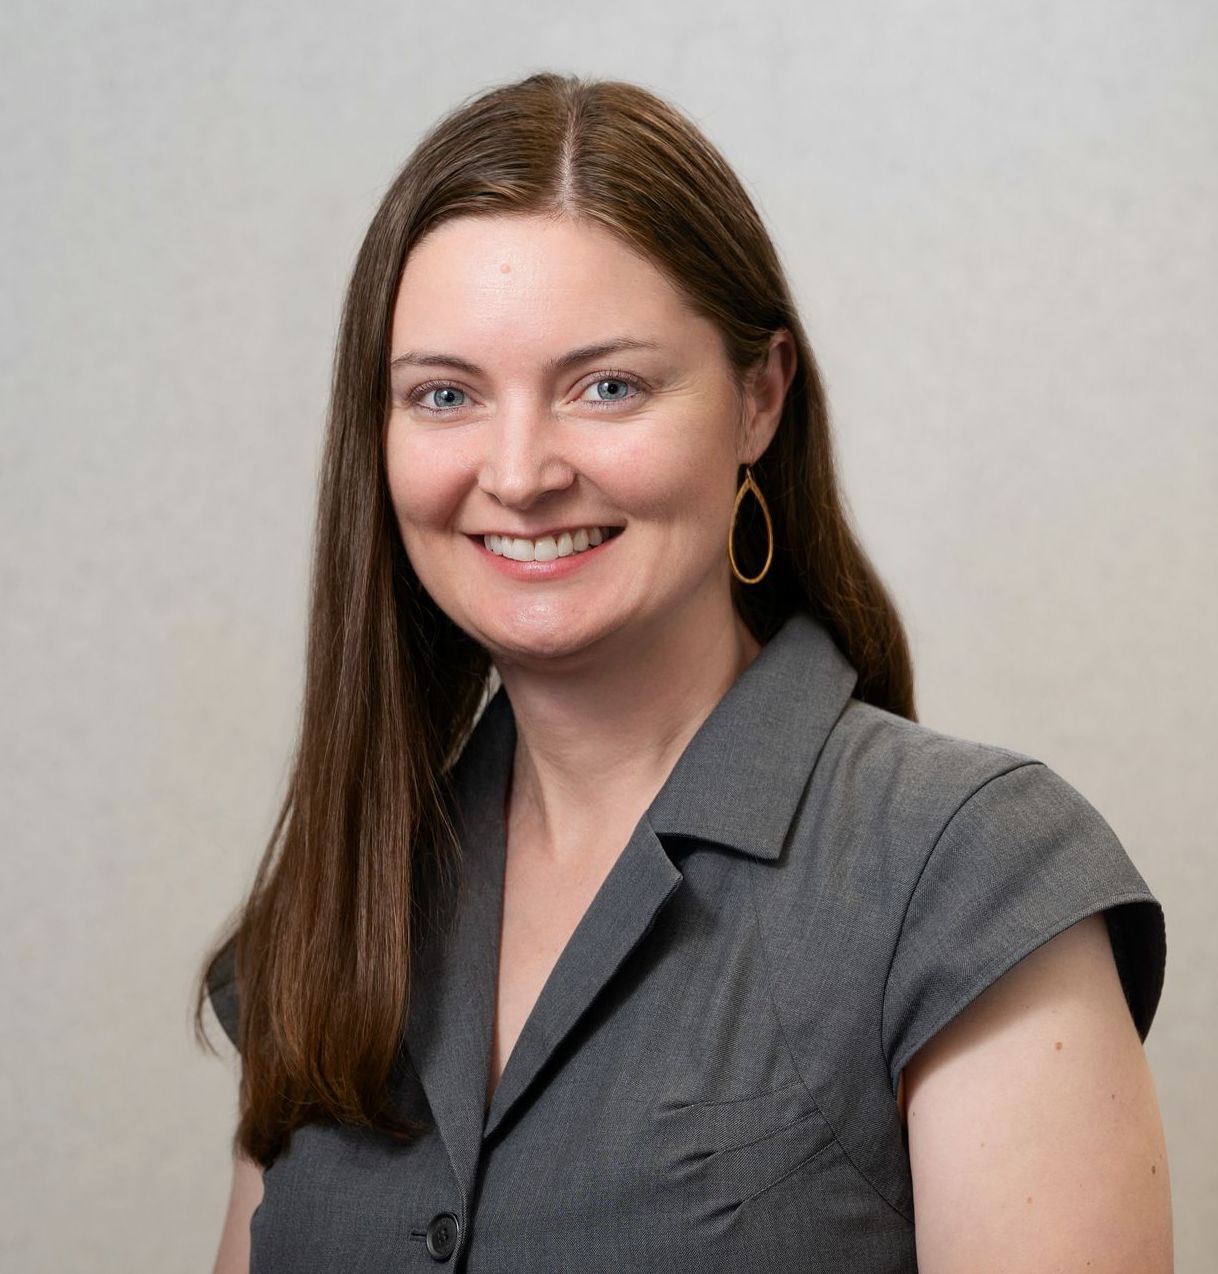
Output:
[476, 613, 620, 666]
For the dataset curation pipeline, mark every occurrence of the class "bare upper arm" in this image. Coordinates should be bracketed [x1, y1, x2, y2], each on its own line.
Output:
[211, 1151, 264, 1274]
[901, 912, 1173, 1272]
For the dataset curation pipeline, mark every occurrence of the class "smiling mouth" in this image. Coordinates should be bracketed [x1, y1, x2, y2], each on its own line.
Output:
[470, 525, 624, 563]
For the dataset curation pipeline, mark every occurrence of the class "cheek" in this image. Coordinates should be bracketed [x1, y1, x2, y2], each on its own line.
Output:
[601, 431, 734, 533]
[383, 425, 470, 530]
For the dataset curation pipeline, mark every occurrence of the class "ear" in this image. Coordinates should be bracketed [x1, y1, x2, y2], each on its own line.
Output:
[738, 328, 797, 464]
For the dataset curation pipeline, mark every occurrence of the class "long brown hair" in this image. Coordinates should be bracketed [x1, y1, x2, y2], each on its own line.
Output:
[192, 70, 917, 1169]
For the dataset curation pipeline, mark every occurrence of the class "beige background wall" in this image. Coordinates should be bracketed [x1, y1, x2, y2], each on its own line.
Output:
[2, 2, 1213, 1269]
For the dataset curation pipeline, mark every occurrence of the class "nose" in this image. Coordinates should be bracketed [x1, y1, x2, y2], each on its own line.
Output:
[476, 403, 576, 510]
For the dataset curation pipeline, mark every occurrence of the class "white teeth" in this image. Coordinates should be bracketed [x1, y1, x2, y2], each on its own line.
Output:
[484, 526, 616, 561]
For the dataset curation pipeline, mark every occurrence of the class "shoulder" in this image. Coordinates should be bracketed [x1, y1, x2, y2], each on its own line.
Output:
[837, 696, 1041, 782]
[816, 701, 1157, 911]
[759, 699, 1090, 968]
[767, 698, 1163, 1054]
[802, 699, 1160, 952]
[815, 701, 1165, 1064]
[808, 697, 1053, 859]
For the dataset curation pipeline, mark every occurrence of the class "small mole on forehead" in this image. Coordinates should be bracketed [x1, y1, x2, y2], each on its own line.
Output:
[499, 261, 511, 273]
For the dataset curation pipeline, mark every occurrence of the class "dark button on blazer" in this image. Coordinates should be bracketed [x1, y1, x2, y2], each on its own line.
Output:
[208, 610, 1166, 1272]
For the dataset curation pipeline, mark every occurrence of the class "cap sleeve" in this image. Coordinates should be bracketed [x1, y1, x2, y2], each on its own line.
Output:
[882, 760, 1166, 1096]
[206, 940, 241, 1050]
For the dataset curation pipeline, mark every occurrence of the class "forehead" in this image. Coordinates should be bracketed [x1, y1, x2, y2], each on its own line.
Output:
[390, 214, 711, 357]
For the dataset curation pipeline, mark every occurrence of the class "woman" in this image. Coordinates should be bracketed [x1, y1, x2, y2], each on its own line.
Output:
[197, 72, 1171, 1272]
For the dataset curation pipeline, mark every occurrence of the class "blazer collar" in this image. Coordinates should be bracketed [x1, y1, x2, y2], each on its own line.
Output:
[645, 609, 860, 858]
[451, 608, 860, 863]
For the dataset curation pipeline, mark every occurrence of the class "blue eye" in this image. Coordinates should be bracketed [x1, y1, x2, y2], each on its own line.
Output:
[411, 384, 467, 412]
[581, 376, 642, 405]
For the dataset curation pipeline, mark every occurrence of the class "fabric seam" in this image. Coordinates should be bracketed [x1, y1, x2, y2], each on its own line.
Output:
[878, 758, 1043, 1094]
[744, 856, 916, 1226]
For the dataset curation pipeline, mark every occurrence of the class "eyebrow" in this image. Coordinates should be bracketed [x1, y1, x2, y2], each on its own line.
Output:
[388, 337, 664, 377]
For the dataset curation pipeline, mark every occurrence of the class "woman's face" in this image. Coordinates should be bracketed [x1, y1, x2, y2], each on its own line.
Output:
[385, 213, 779, 667]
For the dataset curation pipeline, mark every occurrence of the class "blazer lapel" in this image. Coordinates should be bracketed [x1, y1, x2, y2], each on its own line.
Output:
[482, 812, 683, 1139]
[403, 684, 687, 1156]
[401, 689, 512, 1212]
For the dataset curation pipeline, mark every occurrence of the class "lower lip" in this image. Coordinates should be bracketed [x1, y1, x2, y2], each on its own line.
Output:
[467, 531, 623, 580]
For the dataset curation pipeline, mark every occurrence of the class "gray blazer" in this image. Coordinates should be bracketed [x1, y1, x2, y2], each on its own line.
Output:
[208, 609, 1165, 1272]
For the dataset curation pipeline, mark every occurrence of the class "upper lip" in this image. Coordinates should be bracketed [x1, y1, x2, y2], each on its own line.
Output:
[469, 524, 623, 540]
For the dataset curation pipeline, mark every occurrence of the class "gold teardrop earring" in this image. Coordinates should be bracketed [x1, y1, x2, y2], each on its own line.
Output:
[728, 464, 773, 585]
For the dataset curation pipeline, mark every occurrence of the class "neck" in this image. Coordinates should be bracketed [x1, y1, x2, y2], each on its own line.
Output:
[493, 594, 762, 868]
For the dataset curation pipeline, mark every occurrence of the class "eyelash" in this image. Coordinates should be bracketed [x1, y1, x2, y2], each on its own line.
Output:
[403, 370, 647, 417]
